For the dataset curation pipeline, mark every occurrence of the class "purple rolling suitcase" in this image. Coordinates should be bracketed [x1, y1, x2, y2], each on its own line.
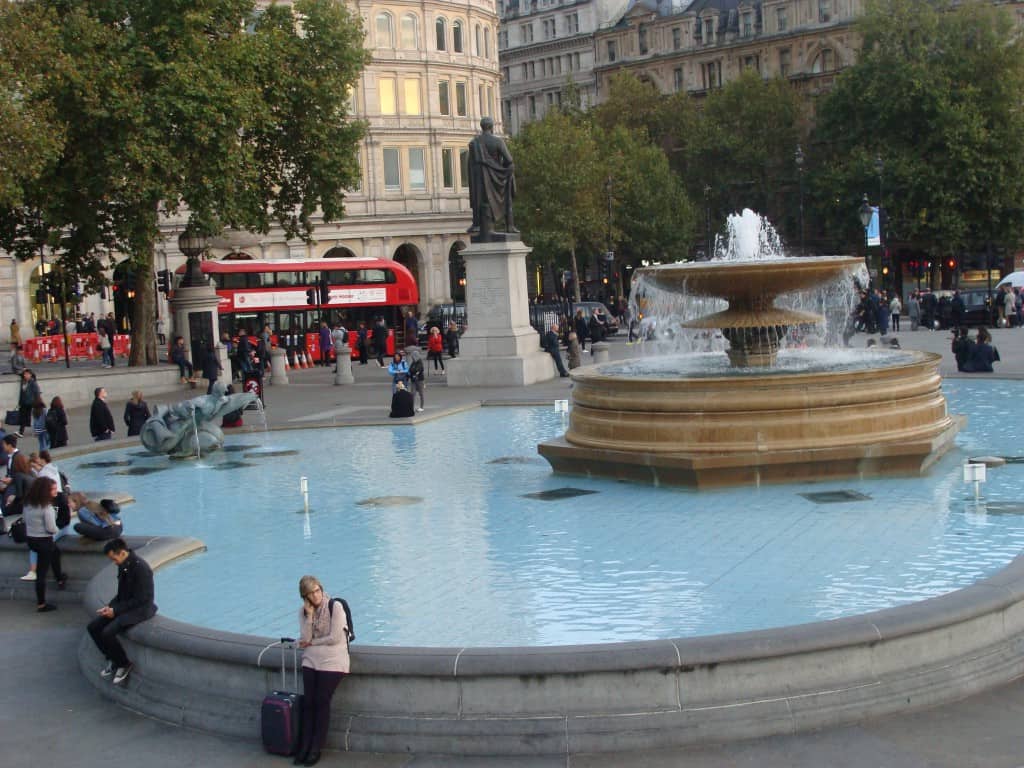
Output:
[260, 638, 303, 756]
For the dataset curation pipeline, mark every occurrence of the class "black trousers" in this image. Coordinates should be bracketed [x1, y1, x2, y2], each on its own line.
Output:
[87, 613, 140, 668]
[298, 667, 344, 757]
[428, 350, 444, 371]
[18, 404, 31, 433]
[26, 536, 62, 605]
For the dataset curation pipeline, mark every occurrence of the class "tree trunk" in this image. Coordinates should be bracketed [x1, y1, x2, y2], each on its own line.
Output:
[128, 249, 159, 366]
[569, 246, 582, 304]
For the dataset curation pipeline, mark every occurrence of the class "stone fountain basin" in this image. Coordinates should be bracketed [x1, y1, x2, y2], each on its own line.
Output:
[538, 349, 962, 488]
[639, 255, 864, 304]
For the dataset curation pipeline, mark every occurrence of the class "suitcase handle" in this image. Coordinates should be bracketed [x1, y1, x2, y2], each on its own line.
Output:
[257, 639, 300, 692]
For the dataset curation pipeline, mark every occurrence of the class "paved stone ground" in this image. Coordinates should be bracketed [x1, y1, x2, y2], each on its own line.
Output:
[7, 325, 1024, 767]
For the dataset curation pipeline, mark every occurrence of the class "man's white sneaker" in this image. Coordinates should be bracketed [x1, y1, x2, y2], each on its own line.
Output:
[417, 407, 424, 412]
[19, 571, 37, 581]
[100, 661, 115, 678]
[112, 664, 132, 685]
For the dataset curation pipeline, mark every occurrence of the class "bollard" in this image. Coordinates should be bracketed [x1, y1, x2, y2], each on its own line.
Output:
[591, 341, 610, 364]
[270, 347, 290, 385]
[334, 346, 354, 385]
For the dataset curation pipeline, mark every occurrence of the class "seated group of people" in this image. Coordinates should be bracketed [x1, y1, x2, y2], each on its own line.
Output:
[0, 435, 123, 588]
[952, 326, 1001, 373]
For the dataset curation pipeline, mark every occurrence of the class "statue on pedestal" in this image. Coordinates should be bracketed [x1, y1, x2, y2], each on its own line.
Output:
[139, 382, 256, 458]
[467, 117, 518, 243]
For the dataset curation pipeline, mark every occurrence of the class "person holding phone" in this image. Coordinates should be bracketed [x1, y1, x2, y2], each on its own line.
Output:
[295, 575, 350, 766]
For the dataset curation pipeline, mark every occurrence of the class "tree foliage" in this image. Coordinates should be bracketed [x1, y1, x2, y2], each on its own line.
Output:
[0, 0, 368, 364]
[812, 0, 1024, 256]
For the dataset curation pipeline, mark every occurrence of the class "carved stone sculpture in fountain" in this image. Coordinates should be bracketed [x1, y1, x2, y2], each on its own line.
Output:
[538, 255, 963, 488]
[140, 383, 256, 458]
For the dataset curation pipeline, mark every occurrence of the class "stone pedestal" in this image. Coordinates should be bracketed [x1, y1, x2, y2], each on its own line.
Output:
[334, 346, 354, 385]
[590, 342, 610, 364]
[446, 240, 555, 387]
[170, 284, 229, 377]
[270, 348, 289, 385]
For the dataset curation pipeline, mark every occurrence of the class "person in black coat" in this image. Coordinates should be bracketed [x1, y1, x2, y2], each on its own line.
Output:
[389, 381, 415, 418]
[90, 387, 115, 441]
[543, 324, 569, 377]
[201, 344, 222, 394]
[45, 396, 68, 448]
[123, 391, 150, 437]
[17, 368, 40, 437]
[574, 310, 589, 351]
[86, 538, 158, 685]
[445, 322, 460, 358]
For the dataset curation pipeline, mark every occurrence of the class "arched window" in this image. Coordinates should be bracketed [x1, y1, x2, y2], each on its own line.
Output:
[811, 48, 835, 73]
[452, 20, 464, 53]
[435, 17, 447, 51]
[475, 24, 482, 56]
[375, 12, 393, 48]
[400, 14, 418, 49]
[484, 27, 490, 59]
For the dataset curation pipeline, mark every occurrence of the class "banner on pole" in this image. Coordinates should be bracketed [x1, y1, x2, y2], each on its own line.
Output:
[866, 207, 881, 247]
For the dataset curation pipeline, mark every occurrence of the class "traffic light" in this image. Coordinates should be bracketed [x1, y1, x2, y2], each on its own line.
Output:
[319, 276, 330, 306]
[945, 257, 958, 272]
[305, 287, 317, 306]
[157, 269, 171, 294]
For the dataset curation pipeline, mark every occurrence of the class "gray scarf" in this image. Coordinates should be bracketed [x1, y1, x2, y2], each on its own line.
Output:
[311, 592, 333, 639]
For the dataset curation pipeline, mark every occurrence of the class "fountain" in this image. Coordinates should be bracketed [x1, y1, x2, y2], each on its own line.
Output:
[538, 211, 963, 488]
[140, 382, 256, 458]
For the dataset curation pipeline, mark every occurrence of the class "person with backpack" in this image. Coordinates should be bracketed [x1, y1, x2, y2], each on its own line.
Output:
[405, 346, 426, 412]
[295, 575, 351, 767]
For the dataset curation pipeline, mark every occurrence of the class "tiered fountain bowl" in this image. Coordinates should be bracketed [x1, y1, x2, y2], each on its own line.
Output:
[538, 256, 962, 488]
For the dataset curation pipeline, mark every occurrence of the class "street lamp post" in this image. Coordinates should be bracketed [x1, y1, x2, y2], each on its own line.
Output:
[703, 185, 712, 259]
[795, 145, 805, 255]
[858, 193, 873, 277]
[177, 229, 209, 288]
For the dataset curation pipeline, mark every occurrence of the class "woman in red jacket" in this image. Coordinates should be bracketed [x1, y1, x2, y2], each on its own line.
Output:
[426, 326, 445, 375]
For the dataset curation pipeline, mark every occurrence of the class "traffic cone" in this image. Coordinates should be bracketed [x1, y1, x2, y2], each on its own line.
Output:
[300, 350, 310, 368]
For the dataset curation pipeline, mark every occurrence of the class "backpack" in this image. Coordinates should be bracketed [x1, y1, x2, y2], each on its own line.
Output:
[7, 516, 26, 544]
[328, 597, 355, 643]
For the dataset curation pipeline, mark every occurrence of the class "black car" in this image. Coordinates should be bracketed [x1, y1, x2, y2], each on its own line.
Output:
[929, 290, 996, 329]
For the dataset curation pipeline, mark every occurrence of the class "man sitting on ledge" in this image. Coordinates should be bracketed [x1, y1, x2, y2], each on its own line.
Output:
[87, 538, 157, 686]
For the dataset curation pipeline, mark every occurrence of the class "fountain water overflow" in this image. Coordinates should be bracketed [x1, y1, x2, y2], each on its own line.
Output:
[538, 210, 963, 488]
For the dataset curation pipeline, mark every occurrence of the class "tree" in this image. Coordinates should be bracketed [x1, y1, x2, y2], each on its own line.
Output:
[511, 109, 604, 301]
[0, 0, 368, 364]
[812, 0, 1024, 260]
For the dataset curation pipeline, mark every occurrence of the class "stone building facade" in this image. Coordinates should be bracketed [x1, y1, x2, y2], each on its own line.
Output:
[498, 0, 629, 134]
[2, 0, 503, 338]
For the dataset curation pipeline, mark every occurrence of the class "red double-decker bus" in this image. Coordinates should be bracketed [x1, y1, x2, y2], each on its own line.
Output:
[173, 258, 419, 344]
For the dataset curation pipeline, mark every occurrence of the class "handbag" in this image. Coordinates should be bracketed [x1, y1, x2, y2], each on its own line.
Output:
[4, 409, 19, 426]
[7, 516, 26, 544]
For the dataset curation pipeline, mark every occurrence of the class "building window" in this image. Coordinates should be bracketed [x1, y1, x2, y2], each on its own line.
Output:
[818, 0, 831, 22]
[566, 12, 579, 34]
[540, 59, 547, 77]
[499, 30, 508, 49]
[503, 99, 512, 122]
[638, 25, 648, 54]
[484, 28, 491, 58]
[475, 24, 482, 55]
[741, 12, 752, 37]
[811, 48, 835, 73]
[742, 54, 759, 73]
[439, 80, 450, 115]
[383, 148, 401, 190]
[453, 20, 464, 51]
[522, 63, 529, 80]
[703, 18, 714, 44]
[776, 7, 788, 32]
[456, 81, 467, 116]
[435, 17, 447, 50]
[379, 77, 396, 114]
[459, 149, 469, 187]
[554, 57, 561, 75]
[375, 12, 393, 48]
[574, 52, 580, 69]
[672, 27, 682, 50]
[779, 48, 791, 77]
[487, 85, 494, 116]
[442, 148, 455, 189]
[546, 92, 554, 106]
[520, 22, 533, 43]
[529, 95, 536, 118]
[479, 85, 486, 115]
[408, 148, 426, 190]
[673, 67, 683, 92]
[607, 40, 617, 62]
[403, 79, 420, 115]
[529, 61, 536, 78]
[400, 14, 418, 49]
[543, 18, 555, 39]
[702, 60, 721, 89]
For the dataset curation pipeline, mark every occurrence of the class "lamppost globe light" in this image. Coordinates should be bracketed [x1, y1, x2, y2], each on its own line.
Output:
[858, 194, 873, 229]
[177, 229, 210, 287]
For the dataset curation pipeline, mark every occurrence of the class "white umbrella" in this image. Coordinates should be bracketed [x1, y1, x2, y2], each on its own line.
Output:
[996, 271, 1024, 289]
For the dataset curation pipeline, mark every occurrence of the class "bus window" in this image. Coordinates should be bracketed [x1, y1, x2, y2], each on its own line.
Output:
[303, 271, 322, 286]
[220, 272, 249, 290]
[355, 269, 393, 284]
[274, 272, 300, 286]
[325, 270, 355, 285]
[246, 273, 265, 288]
